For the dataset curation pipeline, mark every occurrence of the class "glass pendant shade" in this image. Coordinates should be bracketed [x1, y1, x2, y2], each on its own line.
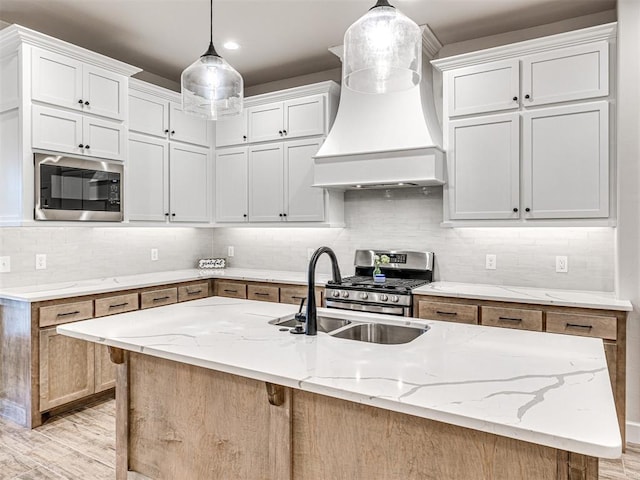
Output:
[182, 48, 243, 120]
[343, 1, 422, 94]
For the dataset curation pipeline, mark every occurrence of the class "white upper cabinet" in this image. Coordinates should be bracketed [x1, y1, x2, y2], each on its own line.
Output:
[129, 89, 169, 138]
[169, 144, 210, 223]
[248, 143, 285, 222]
[447, 113, 520, 220]
[127, 134, 169, 221]
[446, 59, 520, 117]
[215, 147, 248, 222]
[521, 42, 609, 107]
[169, 103, 210, 146]
[32, 48, 126, 120]
[215, 109, 248, 148]
[32, 105, 125, 160]
[285, 138, 325, 222]
[128, 86, 210, 147]
[248, 95, 326, 143]
[522, 102, 609, 219]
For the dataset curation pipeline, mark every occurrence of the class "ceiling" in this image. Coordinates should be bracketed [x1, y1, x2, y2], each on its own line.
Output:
[0, 0, 615, 88]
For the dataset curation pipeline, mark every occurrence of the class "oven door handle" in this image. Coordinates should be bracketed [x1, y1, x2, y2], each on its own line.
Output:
[325, 299, 408, 316]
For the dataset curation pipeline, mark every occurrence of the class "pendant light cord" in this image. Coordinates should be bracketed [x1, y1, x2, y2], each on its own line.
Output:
[203, 0, 219, 57]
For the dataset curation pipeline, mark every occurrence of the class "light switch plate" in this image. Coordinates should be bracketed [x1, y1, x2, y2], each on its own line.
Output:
[227, 246, 235, 257]
[485, 254, 497, 270]
[556, 256, 568, 273]
[151, 248, 159, 261]
[35, 254, 47, 270]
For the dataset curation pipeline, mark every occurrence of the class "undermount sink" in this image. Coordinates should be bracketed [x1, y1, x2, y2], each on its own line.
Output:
[269, 316, 351, 334]
[330, 323, 429, 345]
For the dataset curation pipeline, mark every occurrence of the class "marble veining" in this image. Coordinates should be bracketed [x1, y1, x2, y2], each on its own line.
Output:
[57, 296, 621, 459]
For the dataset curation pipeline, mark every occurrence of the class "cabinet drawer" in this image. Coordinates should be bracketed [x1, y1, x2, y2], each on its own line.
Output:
[481, 306, 543, 331]
[140, 288, 178, 310]
[178, 282, 210, 302]
[95, 293, 139, 317]
[417, 301, 478, 324]
[39, 300, 94, 327]
[280, 286, 309, 305]
[546, 312, 616, 340]
[247, 284, 279, 303]
[216, 281, 247, 299]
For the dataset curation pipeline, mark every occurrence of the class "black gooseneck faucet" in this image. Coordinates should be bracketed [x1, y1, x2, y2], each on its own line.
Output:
[305, 246, 342, 335]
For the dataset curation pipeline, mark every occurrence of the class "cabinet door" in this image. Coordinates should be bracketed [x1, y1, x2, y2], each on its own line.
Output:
[129, 90, 170, 138]
[83, 65, 127, 120]
[215, 109, 248, 147]
[447, 113, 520, 219]
[446, 59, 519, 117]
[94, 344, 116, 393]
[215, 147, 248, 222]
[82, 116, 126, 161]
[283, 95, 325, 139]
[248, 103, 283, 143]
[521, 42, 608, 107]
[127, 134, 169, 221]
[169, 103, 210, 146]
[248, 143, 284, 222]
[285, 138, 325, 222]
[39, 327, 95, 411]
[32, 105, 84, 155]
[31, 48, 83, 111]
[522, 102, 608, 218]
[169, 144, 210, 222]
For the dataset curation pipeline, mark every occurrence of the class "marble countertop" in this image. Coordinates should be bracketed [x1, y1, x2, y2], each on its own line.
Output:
[414, 282, 633, 311]
[57, 296, 621, 458]
[0, 268, 330, 302]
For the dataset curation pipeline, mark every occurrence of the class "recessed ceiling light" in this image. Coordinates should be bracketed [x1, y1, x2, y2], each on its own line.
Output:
[223, 41, 240, 50]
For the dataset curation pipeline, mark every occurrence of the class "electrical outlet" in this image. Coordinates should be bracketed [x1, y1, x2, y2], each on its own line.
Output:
[307, 248, 315, 260]
[227, 246, 235, 257]
[485, 254, 497, 270]
[151, 248, 159, 261]
[0, 256, 10, 273]
[556, 256, 568, 273]
[35, 253, 47, 270]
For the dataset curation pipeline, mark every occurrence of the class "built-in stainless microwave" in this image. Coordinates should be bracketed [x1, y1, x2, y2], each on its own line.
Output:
[35, 154, 123, 221]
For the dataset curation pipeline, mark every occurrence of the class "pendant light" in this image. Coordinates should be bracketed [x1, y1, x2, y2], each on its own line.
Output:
[181, 0, 243, 119]
[343, 0, 421, 94]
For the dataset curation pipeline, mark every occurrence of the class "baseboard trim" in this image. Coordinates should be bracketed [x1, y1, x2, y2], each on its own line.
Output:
[627, 421, 640, 445]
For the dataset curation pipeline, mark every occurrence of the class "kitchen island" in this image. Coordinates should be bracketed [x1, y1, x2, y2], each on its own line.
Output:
[57, 296, 620, 479]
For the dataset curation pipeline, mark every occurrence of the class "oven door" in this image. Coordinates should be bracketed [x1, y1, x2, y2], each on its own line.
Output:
[35, 154, 123, 221]
[325, 299, 411, 317]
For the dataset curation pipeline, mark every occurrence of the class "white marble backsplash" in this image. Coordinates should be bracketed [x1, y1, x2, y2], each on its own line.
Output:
[0, 227, 213, 288]
[213, 188, 616, 292]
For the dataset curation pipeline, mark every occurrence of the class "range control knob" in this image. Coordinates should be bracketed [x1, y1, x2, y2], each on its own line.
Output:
[359, 292, 368, 300]
[341, 291, 350, 298]
[379, 294, 388, 302]
[391, 295, 400, 303]
[332, 290, 340, 298]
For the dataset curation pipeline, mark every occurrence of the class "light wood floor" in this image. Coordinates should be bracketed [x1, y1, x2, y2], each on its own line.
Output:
[0, 398, 638, 479]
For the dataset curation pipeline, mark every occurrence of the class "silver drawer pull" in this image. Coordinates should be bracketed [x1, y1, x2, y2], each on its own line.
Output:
[566, 323, 593, 330]
[186, 289, 203, 295]
[109, 302, 129, 309]
[57, 310, 80, 317]
[436, 311, 457, 316]
[498, 316, 522, 322]
[224, 289, 238, 293]
[153, 296, 170, 302]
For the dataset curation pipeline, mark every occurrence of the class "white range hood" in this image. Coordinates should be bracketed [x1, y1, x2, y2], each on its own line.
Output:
[314, 27, 445, 190]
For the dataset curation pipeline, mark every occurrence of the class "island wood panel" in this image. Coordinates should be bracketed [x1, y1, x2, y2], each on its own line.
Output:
[94, 344, 116, 392]
[116, 353, 598, 480]
[413, 294, 627, 448]
[125, 352, 274, 480]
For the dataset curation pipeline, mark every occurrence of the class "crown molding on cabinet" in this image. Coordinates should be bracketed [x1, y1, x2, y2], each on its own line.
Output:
[421, 25, 443, 60]
[129, 77, 181, 103]
[432, 22, 616, 71]
[0, 24, 141, 77]
[244, 80, 340, 108]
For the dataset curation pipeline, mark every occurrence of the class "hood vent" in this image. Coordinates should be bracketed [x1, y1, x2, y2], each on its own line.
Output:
[314, 26, 445, 190]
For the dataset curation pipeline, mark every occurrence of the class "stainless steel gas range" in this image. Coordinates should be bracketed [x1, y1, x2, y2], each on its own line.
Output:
[325, 250, 434, 317]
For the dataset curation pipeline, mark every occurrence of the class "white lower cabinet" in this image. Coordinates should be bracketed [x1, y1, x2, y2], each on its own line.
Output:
[127, 134, 210, 223]
[215, 147, 248, 222]
[32, 105, 125, 160]
[447, 113, 520, 220]
[522, 101, 609, 218]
